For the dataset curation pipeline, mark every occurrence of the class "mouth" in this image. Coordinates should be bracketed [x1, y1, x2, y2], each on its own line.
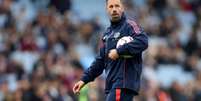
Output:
[112, 14, 119, 18]
[112, 13, 119, 16]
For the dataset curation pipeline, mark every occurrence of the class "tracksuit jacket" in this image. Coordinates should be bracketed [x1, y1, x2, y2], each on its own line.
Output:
[81, 14, 148, 95]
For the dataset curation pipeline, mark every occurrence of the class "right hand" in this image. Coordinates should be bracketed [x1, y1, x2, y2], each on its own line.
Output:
[73, 80, 85, 95]
[108, 49, 119, 60]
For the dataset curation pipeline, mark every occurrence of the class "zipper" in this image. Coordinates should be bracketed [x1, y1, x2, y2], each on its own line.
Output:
[123, 59, 126, 87]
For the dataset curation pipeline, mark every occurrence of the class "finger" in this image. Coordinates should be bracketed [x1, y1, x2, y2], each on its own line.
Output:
[76, 85, 81, 92]
[73, 84, 79, 93]
[111, 57, 115, 60]
[110, 56, 114, 60]
[109, 54, 114, 60]
[108, 53, 111, 58]
[109, 56, 114, 60]
[73, 85, 76, 93]
[111, 56, 117, 60]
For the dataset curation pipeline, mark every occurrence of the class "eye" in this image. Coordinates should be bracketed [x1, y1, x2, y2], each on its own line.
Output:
[115, 4, 120, 8]
[109, 5, 113, 8]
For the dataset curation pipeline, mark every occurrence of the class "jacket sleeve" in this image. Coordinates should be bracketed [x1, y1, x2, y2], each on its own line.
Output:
[116, 26, 148, 56]
[81, 45, 105, 84]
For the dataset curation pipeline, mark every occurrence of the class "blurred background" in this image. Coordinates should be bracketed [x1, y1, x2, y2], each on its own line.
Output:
[0, 0, 201, 101]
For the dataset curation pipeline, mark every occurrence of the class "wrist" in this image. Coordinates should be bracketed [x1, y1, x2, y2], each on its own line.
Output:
[80, 80, 85, 85]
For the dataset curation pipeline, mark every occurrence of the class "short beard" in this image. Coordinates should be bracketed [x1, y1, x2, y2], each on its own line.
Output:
[111, 16, 121, 22]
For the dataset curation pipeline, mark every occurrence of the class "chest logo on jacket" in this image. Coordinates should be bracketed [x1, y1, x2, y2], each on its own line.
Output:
[114, 32, 121, 39]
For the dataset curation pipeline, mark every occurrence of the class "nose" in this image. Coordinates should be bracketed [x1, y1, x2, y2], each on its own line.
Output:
[113, 10, 117, 14]
[112, 8, 117, 13]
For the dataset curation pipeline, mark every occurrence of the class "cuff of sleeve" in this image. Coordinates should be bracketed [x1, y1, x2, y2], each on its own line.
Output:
[116, 45, 126, 55]
[81, 77, 90, 84]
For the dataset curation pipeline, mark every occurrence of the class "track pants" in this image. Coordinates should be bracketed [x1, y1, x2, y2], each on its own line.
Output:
[105, 88, 135, 101]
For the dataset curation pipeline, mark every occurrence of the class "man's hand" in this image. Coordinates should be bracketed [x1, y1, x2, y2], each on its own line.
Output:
[73, 81, 85, 95]
[108, 49, 119, 60]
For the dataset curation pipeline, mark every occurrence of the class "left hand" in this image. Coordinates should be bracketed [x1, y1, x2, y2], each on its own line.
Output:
[73, 80, 85, 95]
[108, 49, 119, 60]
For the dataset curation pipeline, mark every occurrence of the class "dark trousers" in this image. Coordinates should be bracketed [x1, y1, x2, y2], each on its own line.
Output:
[105, 88, 135, 101]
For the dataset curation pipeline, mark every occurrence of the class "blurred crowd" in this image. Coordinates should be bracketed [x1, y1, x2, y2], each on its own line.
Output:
[0, 0, 201, 101]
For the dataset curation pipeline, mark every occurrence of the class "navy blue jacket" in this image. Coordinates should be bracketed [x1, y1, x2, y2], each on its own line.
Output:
[81, 14, 148, 95]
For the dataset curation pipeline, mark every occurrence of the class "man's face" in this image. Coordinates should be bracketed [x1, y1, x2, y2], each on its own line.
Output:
[106, 0, 124, 22]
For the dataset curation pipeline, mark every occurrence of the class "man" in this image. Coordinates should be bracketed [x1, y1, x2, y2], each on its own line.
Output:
[73, 0, 148, 100]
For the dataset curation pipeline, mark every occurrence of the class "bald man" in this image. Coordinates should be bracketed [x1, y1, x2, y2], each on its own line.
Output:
[73, 0, 148, 100]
